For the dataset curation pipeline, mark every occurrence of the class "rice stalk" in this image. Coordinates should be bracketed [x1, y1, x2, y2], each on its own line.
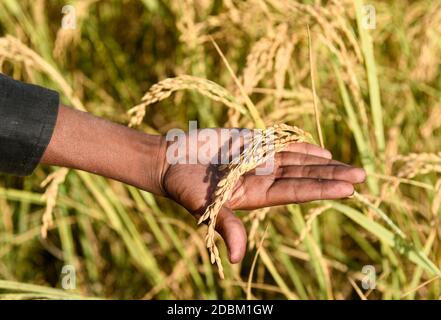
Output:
[198, 124, 313, 278]
[246, 207, 270, 250]
[209, 36, 266, 130]
[0, 35, 86, 111]
[293, 204, 331, 247]
[331, 202, 441, 276]
[0, 280, 97, 300]
[246, 224, 269, 300]
[307, 24, 324, 148]
[128, 75, 248, 127]
[40, 168, 69, 238]
[394, 152, 441, 178]
[53, 0, 98, 61]
[354, 0, 386, 154]
[421, 103, 441, 139]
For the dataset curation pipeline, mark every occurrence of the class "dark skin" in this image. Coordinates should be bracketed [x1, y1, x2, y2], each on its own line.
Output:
[42, 105, 366, 264]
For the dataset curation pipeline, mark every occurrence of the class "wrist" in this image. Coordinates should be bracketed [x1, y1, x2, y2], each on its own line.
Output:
[129, 133, 169, 196]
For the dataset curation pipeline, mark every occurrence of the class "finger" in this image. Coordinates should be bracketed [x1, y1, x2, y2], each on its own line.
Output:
[283, 142, 332, 159]
[265, 178, 354, 205]
[277, 152, 349, 167]
[277, 165, 366, 183]
[215, 207, 247, 264]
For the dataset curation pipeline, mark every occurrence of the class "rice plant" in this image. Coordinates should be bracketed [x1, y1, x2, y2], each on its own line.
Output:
[0, 0, 440, 300]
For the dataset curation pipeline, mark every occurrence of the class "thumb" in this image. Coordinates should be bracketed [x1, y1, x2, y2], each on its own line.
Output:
[215, 207, 247, 264]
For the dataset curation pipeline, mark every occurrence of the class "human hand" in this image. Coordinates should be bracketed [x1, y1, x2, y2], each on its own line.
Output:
[158, 129, 366, 264]
[41, 107, 365, 265]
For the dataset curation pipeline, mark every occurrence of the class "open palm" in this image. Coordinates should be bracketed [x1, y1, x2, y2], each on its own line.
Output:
[160, 133, 365, 264]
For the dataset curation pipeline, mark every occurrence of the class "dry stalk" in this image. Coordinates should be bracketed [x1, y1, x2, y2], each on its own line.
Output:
[40, 168, 69, 238]
[246, 207, 270, 250]
[291, 2, 369, 131]
[293, 204, 331, 247]
[432, 179, 441, 217]
[0, 36, 86, 111]
[240, 24, 288, 98]
[53, 0, 98, 61]
[408, 3, 441, 82]
[421, 103, 441, 139]
[394, 152, 441, 178]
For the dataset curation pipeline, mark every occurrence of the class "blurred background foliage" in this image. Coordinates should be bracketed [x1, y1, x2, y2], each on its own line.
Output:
[0, 0, 441, 299]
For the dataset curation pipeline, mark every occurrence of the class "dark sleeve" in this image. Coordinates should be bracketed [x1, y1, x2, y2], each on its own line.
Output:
[0, 73, 59, 176]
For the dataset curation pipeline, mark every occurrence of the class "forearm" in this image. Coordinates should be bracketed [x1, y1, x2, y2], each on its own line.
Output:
[40, 105, 167, 196]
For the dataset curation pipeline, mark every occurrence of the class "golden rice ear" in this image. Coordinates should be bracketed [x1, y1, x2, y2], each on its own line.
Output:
[199, 124, 312, 278]
[0, 36, 86, 112]
[40, 168, 70, 238]
[127, 75, 247, 127]
[393, 152, 441, 179]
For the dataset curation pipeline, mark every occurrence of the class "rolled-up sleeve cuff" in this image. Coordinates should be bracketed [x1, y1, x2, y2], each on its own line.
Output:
[0, 73, 60, 176]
